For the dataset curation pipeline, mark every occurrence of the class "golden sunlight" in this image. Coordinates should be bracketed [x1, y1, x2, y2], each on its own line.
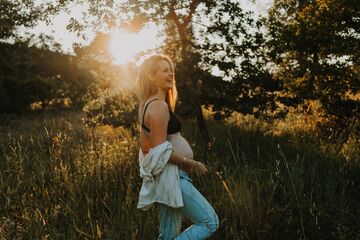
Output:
[109, 23, 159, 65]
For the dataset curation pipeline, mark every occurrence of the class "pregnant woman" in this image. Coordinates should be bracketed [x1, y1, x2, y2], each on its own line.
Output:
[135, 54, 219, 239]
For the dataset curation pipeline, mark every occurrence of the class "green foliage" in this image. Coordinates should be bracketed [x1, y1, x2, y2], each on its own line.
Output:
[267, 0, 360, 129]
[190, 0, 281, 119]
[2, 0, 360, 137]
[0, 38, 93, 113]
[82, 83, 138, 131]
[0, 0, 68, 40]
[65, 0, 280, 121]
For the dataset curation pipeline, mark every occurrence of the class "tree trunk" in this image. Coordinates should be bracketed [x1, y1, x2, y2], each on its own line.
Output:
[169, 0, 212, 156]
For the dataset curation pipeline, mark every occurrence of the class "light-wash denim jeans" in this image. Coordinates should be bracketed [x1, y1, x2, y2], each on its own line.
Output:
[157, 170, 219, 240]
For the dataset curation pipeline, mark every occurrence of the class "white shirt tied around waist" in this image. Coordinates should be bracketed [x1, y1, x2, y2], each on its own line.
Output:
[137, 140, 183, 211]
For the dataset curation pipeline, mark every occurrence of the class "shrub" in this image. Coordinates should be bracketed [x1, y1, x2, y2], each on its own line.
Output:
[82, 83, 138, 132]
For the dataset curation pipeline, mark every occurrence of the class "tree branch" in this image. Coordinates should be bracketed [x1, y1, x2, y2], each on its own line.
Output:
[183, 0, 201, 26]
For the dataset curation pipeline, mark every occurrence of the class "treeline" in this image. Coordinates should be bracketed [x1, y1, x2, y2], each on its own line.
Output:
[0, 34, 137, 113]
[0, 0, 359, 135]
[0, 39, 91, 112]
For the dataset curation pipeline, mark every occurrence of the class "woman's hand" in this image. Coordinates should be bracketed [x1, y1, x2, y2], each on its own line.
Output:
[186, 158, 208, 175]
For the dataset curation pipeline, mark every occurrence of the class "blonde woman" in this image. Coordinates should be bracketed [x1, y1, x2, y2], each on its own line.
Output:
[135, 54, 219, 239]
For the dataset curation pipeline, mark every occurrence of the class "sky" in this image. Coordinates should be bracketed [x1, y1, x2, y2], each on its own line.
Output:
[24, 0, 273, 60]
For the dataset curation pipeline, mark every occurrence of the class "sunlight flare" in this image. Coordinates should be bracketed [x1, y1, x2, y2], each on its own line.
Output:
[109, 23, 159, 65]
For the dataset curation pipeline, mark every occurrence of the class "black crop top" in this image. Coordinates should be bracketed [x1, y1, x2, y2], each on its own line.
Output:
[141, 98, 182, 134]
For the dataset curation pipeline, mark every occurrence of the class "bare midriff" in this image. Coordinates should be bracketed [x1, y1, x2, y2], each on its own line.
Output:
[167, 132, 194, 160]
[140, 131, 194, 174]
[167, 132, 194, 174]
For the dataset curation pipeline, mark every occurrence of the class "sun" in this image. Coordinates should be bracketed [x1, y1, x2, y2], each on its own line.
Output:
[109, 23, 159, 65]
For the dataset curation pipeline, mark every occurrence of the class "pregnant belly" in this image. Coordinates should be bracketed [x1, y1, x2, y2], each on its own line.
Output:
[167, 132, 194, 159]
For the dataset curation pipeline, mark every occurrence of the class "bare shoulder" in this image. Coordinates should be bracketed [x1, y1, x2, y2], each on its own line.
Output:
[147, 100, 169, 119]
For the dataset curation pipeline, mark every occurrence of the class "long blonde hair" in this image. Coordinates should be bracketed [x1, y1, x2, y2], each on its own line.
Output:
[135, 54, 178, 122]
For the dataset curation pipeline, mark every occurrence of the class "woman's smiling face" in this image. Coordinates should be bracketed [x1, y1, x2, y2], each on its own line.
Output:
[150, 59, 174, 92]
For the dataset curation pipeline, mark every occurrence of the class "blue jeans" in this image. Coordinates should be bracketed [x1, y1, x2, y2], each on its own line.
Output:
[157, 170, 219, 240]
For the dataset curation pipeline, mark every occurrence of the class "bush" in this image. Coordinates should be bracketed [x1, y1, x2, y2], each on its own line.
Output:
[82, 83, 138, 132]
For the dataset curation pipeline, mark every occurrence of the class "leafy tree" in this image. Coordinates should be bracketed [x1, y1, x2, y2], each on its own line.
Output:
[267, 0, 360, 133]
[0, 35, 93, 113]
[0, 0, 67, 40]
[67, 0, 279, 148]
[66, 0, 216, 143]
[0, 0, 93, 113]
[75, 32, 139, 131]
[191, 1, 281, 120]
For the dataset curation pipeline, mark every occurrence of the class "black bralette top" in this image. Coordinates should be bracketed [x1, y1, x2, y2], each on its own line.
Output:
[141, 98, 182, 134]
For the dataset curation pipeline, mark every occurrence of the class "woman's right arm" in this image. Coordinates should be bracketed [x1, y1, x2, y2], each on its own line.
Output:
[169, 151, 208, 175]
[147, 101, 208, 175]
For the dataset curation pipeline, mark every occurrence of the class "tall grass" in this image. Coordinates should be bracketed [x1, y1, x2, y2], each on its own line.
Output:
[0, 111, 359, 239]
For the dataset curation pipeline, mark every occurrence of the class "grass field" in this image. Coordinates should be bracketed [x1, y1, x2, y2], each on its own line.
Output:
[0, 111, 359, 239]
